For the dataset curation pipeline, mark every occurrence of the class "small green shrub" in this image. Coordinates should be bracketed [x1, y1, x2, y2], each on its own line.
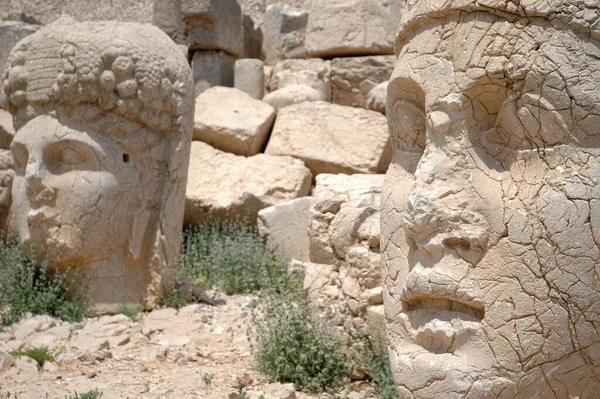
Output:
[160, 285, 189, 309]
[116, 304, 140, 322]
[67, 390, 103, 399]
[250, 287, 352, 392]
[10, 345, 54, 367]
[178, 220, 290, 296]
[361, 335, 398, 399]
[0, 237, 87, 326]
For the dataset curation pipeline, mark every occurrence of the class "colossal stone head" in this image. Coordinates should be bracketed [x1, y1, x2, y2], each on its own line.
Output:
[1, 21, 194, 311]
[382, 1, 600, 397]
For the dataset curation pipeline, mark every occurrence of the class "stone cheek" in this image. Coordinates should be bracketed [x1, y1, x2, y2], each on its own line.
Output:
[4, 21, 194, 312]
[382, 7, 600, 399]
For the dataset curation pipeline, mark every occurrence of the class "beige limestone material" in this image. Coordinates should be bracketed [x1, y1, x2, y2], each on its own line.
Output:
[382, 1, 600, 397]
[2, 0, 153, 25]
[0, 21, 40, 81]
[331, 56, 396, 109]
[193, 87, 275, 156]
[262, 4, 309, 65]
[0, 150, 14, 235]
[366, 81, 388, 114]
[265, 101, 391, 176]
[191, 50, 235, 97]
[234, 59, 265, 100]
[262, 84, 325, 110]
[303, 173, 384, 345]
[153, 0, 187, 46]
[185, 142, 312, 226]
[0, 110, 14, 150]
[269, 58, 330, 99]
[183, 0, 243, 57]
[2, 21, 194, 312]
[257, 197, 311, 262]
[304, 0, 403, 58]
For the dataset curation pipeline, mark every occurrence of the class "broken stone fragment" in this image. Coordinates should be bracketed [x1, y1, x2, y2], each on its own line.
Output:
[193, 86, 275, 156]
[265, 101, 391, 176]
[185, 142, 312, 226]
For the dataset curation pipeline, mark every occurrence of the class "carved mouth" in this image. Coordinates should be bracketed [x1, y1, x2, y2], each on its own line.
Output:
[401, 280, 485, 354]
[404, 296, 484, 321]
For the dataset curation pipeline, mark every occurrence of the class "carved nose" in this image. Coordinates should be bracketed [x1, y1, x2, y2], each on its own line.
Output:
[25, 162, 56, 204]
[404, 178, 490, 264]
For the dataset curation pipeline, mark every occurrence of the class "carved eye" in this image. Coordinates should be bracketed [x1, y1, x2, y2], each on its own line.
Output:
[11, 143, 28, 170]
[59, 147, 84, 165]
[390, 100, 426, 152]
[387, 78, 427, 153]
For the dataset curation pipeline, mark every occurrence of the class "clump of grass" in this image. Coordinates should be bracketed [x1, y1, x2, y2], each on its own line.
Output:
[10, 345, 54, 367]
[0, 236, 87, 326]
[249, 283, 352, 392]
[67, 390, 103, 399]
[178, 220, 289, 295]
[116, 304, 140, 322]
[160, 285, 189, 309]
[360, 334, 398, 399]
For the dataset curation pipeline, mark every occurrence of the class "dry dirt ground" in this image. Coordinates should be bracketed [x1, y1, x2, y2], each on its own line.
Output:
[0, 294, 375, 399]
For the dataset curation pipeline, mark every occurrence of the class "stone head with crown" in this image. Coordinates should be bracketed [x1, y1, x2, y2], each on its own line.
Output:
[381, 1, 600, 397]
[1, 20, 194, 312]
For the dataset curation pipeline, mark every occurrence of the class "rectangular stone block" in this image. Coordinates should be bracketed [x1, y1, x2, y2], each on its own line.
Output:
[184, 0, 243, 57]
[191, 50, 235, 97]
[265, 101, 391, 176]
[258, 197, 312, 262]
[331, 55, 396, 109]
[305, 0, 403, 58]
[262, 4, 309, 65]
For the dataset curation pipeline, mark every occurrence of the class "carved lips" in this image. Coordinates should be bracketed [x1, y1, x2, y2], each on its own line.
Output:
[400, 270, 485, 354]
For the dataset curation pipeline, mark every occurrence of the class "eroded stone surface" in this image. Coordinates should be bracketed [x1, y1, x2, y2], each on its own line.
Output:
[235, 59, 265, 100]
[304, 0, 403, 58]
[258, 197, 311, 262]
[331, 56, 396, 109]
[0, 21, 40, 80]
[262, 4, 309, 65]
[0, 110, 15, 150]
[305, 174, 384, 343]
[382, 2, 600, 397]
[269, 58, 331, 99]
[183, 0, 243, 57]
[193, 87, 275, 156]
[191, 50, 235, 97]
[265, 101, 391, 176]
[0, 150, 14, 234]
[185, 142, 312, 225]
[2, 0, 153, 25]
[2, 21, 194, 312]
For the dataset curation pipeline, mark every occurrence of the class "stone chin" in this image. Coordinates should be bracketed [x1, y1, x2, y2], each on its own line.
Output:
[20, 221, 84, 267]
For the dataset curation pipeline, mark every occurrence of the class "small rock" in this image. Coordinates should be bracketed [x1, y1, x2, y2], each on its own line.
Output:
[265, 382, 296, 399]
[0, 350, 15, 374]
[14, 356, 39, 375]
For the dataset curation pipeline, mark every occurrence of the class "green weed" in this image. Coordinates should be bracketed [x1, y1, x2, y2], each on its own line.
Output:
[67, 390, 103, 399]
[0, 237, 87, 326]
[361, 335, 399, 399]
[160, 285, 189, 309]
[249, 285, 352, 392]
[10, 345, 54, 367]
[116, 304, 140, 322]
[178, 220, 289, 296]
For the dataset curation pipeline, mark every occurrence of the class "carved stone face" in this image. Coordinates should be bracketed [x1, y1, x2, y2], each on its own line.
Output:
[382, 11, 600, 398]
[11, 114, 142, 267]
[2, 21, 194, 310]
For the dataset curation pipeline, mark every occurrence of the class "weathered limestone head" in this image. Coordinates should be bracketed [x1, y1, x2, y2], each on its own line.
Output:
[382, 1, 600, 397]
[2, 21, 194, 311]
